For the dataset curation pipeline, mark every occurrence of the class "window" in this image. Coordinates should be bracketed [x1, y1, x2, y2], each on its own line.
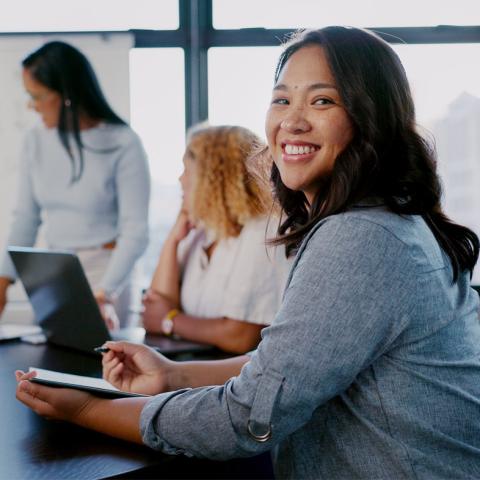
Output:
[213, 0, 480, 29]
[0, 0, 178, 31]
[393, 43, 480, 282]
[208, 46, 281, 139]
[130, 48, 185, 284]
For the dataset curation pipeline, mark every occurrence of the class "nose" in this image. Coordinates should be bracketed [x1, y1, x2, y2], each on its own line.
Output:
[179, 171, 189, 194]
[27, 99, 41, 113]
[280, 108, 311, 134]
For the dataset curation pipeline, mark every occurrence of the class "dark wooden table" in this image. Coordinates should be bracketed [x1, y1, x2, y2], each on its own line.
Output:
[1, 339, 169, 479]
[1, 338, 274, 480]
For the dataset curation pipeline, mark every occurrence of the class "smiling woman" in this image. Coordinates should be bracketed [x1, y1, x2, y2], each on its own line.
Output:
[266, 45, 353, 203]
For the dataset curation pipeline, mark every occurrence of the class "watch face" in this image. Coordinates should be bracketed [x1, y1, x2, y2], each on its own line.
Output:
[162, 317, 174, 335]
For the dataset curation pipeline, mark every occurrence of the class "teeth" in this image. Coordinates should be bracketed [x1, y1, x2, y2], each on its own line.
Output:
[284, 144, 317, 155]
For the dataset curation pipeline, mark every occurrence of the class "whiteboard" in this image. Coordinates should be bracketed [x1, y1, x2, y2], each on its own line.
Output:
[0, 32, 133, 302]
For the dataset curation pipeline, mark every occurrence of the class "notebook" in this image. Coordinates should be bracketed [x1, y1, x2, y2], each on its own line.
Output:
[28, 367, 149, 398]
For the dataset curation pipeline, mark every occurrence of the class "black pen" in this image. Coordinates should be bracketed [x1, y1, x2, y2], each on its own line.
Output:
[94, 346, 110, 354]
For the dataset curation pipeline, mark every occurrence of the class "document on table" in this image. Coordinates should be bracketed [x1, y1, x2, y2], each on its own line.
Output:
[0, 323, 42, 341]
[28, 367, 150, 398]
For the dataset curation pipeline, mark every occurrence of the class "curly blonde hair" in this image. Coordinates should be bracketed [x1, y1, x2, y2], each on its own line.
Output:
[187, 125, 271, 239]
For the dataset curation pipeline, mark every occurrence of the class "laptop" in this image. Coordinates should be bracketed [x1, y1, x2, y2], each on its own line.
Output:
[8, 247, 213, 356]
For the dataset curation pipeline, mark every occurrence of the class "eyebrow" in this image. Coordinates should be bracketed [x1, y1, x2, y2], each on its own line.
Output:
[273, 82, 337, 91]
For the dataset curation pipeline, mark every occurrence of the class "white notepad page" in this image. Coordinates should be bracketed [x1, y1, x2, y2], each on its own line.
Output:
[27, 367, 149, 397]
[29, 367, 121, 391]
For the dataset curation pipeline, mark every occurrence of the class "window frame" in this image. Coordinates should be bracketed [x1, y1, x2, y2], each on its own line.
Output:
[0, 0, 478, 130]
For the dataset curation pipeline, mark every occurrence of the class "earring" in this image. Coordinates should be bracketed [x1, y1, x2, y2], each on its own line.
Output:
[64, 99, 71, 107]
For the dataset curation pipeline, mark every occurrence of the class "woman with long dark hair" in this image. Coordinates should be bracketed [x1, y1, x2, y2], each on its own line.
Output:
[0, 41, 150, 324]
[16, 28, 480, 479]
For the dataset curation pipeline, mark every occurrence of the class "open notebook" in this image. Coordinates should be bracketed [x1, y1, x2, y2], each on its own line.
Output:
[28, 368, 150, 398]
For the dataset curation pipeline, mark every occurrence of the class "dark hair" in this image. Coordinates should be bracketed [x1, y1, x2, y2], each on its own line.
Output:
[270, 26, 478, 281]
[22, 41, 126, 182]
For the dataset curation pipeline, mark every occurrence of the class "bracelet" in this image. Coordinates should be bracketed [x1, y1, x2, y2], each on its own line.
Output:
[166, 308, 180, 321]
[161, 308, 180, 336]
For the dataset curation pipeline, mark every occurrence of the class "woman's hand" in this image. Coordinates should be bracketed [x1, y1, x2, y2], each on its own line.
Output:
[169, 209, 193, 244]
[146, 206, 190, 312]
[0, 277, 12, 317]
[15, 370, 97, 423]
[142, 290, 176, 334]
[102, 341, 175, 395]
[95, 290, 120, 331]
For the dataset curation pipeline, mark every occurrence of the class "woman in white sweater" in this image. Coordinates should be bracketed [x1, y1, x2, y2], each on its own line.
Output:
[0, 41, 150, 325]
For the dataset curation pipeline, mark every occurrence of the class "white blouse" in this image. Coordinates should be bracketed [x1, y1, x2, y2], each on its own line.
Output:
[178, 216, 292, 325]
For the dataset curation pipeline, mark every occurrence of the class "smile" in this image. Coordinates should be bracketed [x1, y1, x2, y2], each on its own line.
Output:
[281, 142, 320, 162]
[282, 142, 320, 155]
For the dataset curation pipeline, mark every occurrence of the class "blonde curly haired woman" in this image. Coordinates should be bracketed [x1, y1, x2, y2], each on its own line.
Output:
[142, 124, 291, 353]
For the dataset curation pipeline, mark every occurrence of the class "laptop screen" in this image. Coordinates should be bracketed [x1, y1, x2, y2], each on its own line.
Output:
[8, 247, 111, 353]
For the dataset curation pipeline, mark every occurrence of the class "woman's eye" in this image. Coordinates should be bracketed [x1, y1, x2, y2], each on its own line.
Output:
[272, 97, 289, 105]
[313, 97, 334, 106]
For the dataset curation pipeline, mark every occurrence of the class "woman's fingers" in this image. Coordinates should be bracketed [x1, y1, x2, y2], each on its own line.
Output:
[16, 380, 93, 423]
[105, 361, 125, 388]
[102, 349, 115, 364]
[102, 344, 129, 384]
[101, 341, 150, 386]
[104, 356, 121, 381]
[15, 370, 37, 382]
[17, 379, 51, 402]
[100, 342, 130, 368]
[102, 351, 120, 367]
[16, 380, 54, 417]
[109, 361, 125, 385]
[104, 340, 132, 353]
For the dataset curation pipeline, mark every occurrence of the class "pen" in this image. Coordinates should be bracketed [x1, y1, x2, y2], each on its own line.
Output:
[94, 346, 110, 353]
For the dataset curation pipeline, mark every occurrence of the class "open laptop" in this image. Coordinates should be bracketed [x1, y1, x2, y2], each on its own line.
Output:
[8, 247, 213, 356]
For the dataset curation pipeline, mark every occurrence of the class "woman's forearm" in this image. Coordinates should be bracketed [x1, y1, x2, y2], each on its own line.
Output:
[78, 396, 150, 444]
[173, 314, 264, 354]
[77, 355, 250, 440]
[171, 355, 250, 390]
[150, 235, 181, 305]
